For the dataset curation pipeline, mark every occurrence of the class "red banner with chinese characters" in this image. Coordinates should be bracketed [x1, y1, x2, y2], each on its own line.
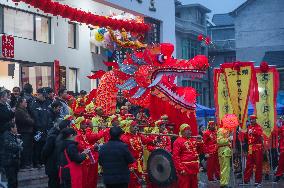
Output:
[255, 67, 279, 137]
[0, 35, 14, 58]
[220, 62, 256, 129]
[54, 60, 60, 95]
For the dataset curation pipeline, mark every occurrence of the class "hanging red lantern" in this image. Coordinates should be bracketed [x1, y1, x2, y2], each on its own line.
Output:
[205, 36, 211, 45]
[233, 62, 241, 72]
[260, 61, 269, 73]
[197, 34, 203, 41]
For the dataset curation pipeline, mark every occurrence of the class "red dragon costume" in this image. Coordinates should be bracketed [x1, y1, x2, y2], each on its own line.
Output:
[91, 43, 209, 135]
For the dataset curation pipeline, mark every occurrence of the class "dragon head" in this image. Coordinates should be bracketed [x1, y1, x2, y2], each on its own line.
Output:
[116, 43, 209, 109]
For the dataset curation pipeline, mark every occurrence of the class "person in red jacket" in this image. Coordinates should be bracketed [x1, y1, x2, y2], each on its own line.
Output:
[173, 124, 203, 188]
[202, 121, 220, 182]
[243, 115, 263, 186]
[121, 120, 151, 188]
[147, 121, 171, 153]
[274, 120, 284, 182]
[75, 119, 99, 188]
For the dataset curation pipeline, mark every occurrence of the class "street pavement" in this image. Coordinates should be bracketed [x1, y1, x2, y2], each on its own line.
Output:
[198, 172, 284, 188]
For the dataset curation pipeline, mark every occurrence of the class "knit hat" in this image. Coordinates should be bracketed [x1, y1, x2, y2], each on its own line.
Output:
[179, 123, 191, 135]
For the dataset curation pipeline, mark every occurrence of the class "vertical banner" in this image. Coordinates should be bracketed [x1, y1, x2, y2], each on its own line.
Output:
[256, 67, 279, 137]
[214, 69, 234, 125]
[221, 63, 254, 129]
[54, 60, 60, 95]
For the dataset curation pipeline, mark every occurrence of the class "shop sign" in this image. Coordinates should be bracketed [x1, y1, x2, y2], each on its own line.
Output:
[0, 35, 14, 58]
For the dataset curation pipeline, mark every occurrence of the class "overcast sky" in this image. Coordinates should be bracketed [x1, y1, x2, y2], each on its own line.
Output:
[180, 0, 247, 19]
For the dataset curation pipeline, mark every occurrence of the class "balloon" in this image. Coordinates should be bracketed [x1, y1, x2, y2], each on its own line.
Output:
[90, 28, 106, 47]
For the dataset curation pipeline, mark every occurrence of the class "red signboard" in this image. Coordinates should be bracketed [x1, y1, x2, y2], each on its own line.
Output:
[0, 35, 15, 58]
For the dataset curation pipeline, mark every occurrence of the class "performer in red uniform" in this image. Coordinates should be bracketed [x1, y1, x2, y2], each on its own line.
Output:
[75, 119, 99, 188]
[202, 121, 220, 181]
[173, 124, 203, 188]
[274, 120, 284, 182]
[121, 121, 151, 188]
[147, 121, 171, 152]
[243, 115, 263, 186]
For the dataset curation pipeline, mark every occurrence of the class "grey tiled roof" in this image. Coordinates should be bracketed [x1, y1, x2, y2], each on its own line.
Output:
[212, 13, 234, 26]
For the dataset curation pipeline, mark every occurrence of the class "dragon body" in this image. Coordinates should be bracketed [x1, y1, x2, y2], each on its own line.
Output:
[94, 43, 209, 134]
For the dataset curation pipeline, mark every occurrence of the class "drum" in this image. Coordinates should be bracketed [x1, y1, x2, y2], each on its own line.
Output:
[147, 149, 177, 186]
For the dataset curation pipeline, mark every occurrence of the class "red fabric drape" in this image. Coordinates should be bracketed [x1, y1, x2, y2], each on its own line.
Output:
[149, 95, 197, 135]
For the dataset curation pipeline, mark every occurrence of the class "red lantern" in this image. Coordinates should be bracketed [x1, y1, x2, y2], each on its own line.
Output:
[205, 36, 211, 45]
[233, 62, 241, 72]
[197, 34, 203, 41]
[260, 61, 269, 73]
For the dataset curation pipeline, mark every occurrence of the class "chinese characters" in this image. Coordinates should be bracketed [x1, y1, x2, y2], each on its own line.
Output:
[1, 35, 14, 58]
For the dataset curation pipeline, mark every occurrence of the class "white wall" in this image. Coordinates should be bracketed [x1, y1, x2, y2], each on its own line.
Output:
[1, 0, 175, 91]
[101, 0, 176, 52]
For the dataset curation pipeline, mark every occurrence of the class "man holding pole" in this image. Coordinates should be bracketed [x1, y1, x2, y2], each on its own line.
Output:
[243, 115, 263, 187]
[203, 121, 220, 182]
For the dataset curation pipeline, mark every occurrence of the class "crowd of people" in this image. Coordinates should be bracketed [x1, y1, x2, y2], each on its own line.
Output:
[0, 84, 284, 188]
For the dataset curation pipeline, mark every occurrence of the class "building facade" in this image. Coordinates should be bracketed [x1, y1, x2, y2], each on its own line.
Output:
[0, 0, 175, 93]
[208, 13, 236, 107]
[175, 0, 211, 106]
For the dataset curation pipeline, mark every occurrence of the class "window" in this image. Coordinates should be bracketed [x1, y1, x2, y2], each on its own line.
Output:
[68, 22, 76, 49]
[196, 10, 204, 25]
[68, 68, 78, 92]
[4, 7, 33, 40]
[176, 13, 181, 18]
[224, 56, 236, 63]
[144, 17, 160, 44]
[91, 71, 100, 89]
[35, 15, 50, 43]
[182, 39, 201, 59]
[181, 80, 204, 104]
[2, 6, 51, 43]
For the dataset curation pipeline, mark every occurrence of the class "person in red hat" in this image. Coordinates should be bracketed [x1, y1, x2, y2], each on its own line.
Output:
[121, 120, 152, 188]
[202, 121, 220, 182]
[274, 119, 284, 182]
[173, 124, 203, 188]
[243, 115, 263, 186]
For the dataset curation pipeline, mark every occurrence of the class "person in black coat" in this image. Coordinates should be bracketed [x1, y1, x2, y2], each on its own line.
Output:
[41, 120, 72, 188]
[10, 87, 21, 109]
[21, 83, 35, 115]
[15, 97, 35, 168]
[57, 128, 88, 188]
[1, 122, 23, 188]
[0, 89, 15, 172]
[99, 126, 135, 188]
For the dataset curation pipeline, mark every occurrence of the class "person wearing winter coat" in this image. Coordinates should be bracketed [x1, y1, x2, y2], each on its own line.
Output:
[42, 119, 72, 188]
[99, 126, 135, 188]
[1, 122, 23, 188]
[56, 88, 70, 119]
[0, 89, 15, 172]
[57, 128, 88, 188]
[15, 97, 35, 168]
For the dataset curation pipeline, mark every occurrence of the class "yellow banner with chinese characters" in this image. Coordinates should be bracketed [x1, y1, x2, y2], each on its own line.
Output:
[215, 71, 234, 125]
[223, 65, 252, 128]
[256, 71, 275, 137]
